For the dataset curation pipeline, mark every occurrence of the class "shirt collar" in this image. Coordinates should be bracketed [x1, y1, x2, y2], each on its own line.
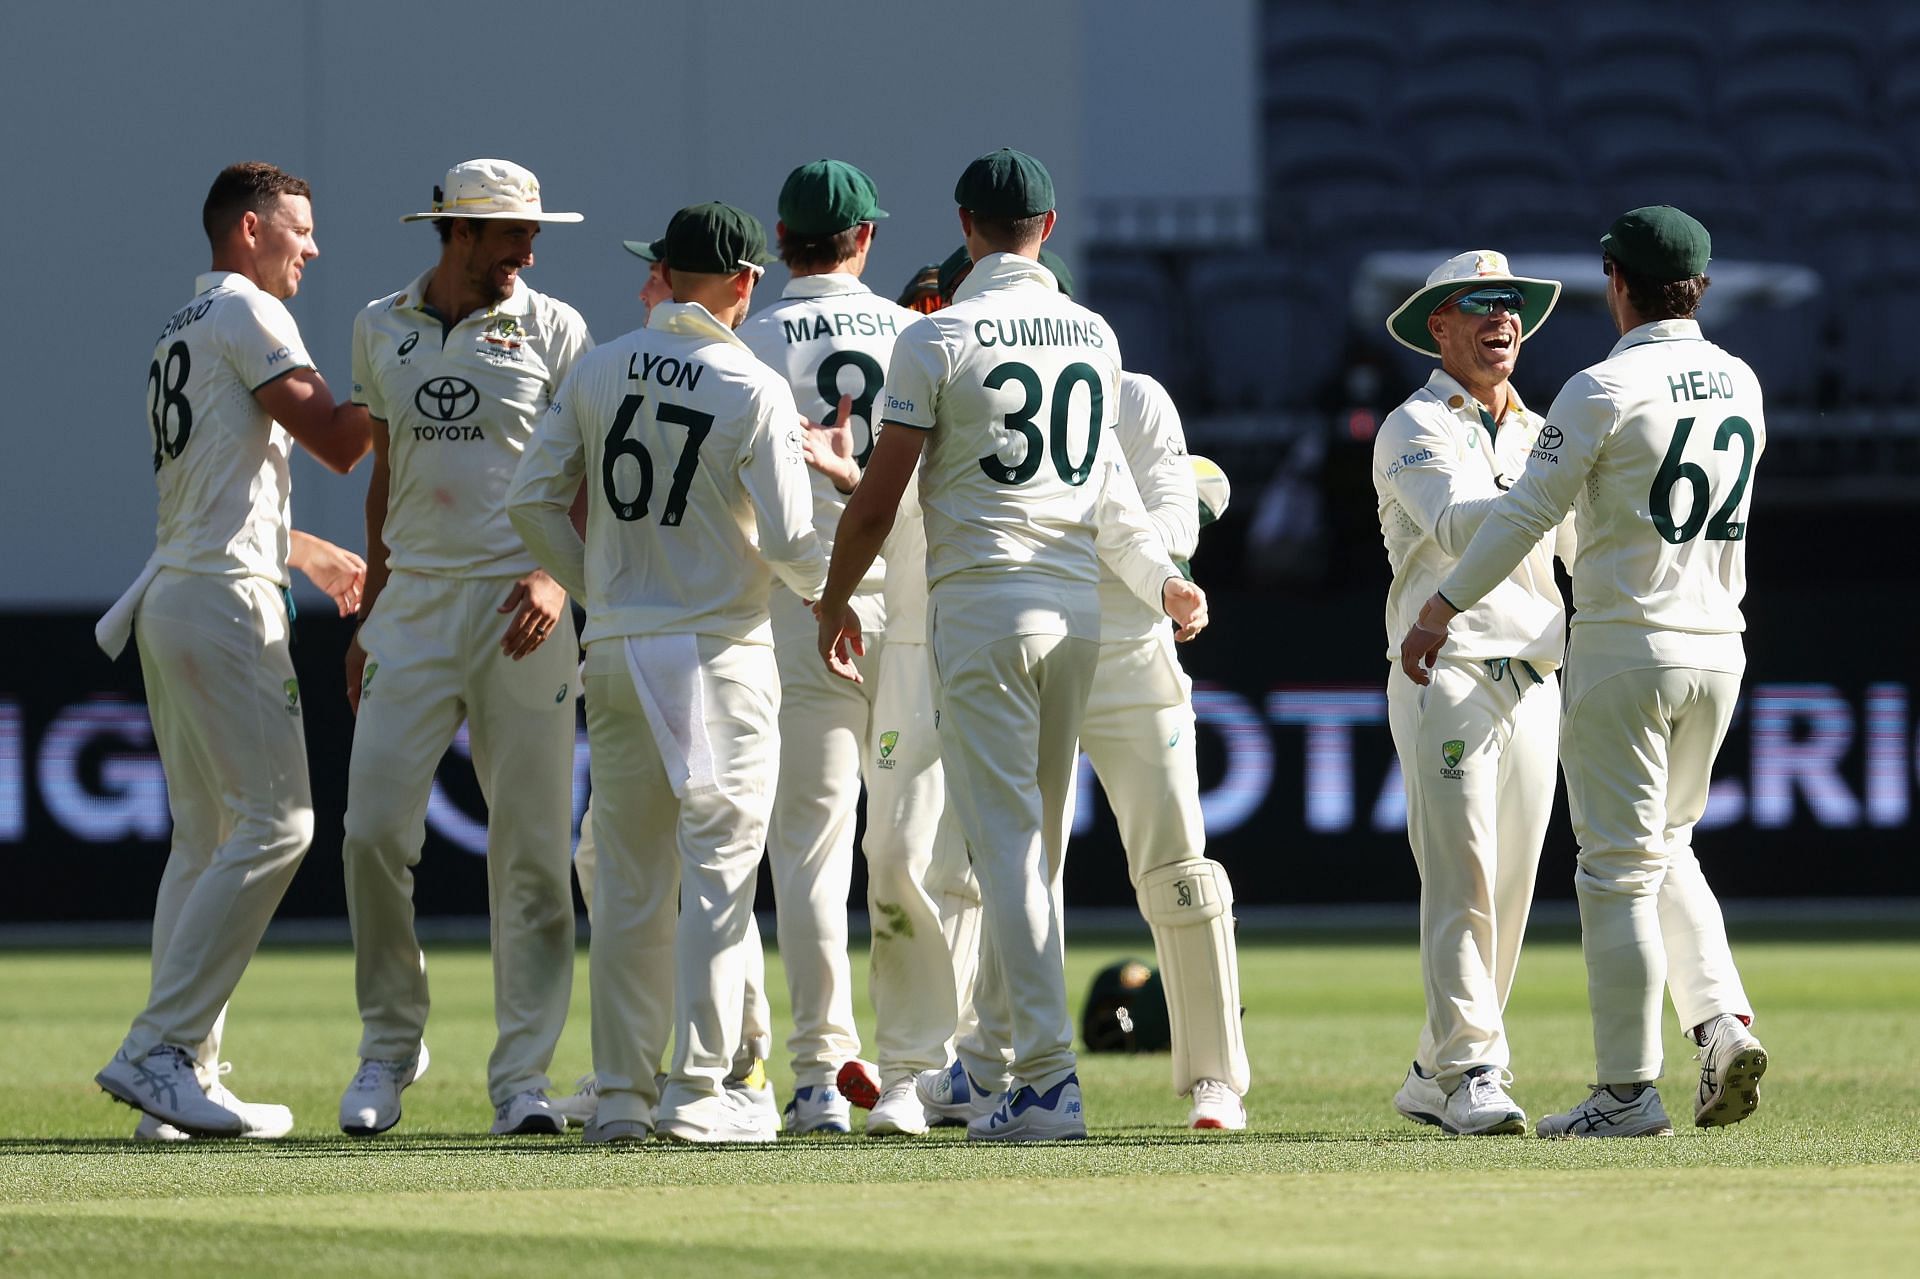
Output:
[782, 272, 871, 301]
[647, 300, 751, 351]
[392, 267, 533, 320]
[951, 251, 1059, 304]
[1422, 368, 1529, 421]
[1610, 317, 1703, 356]
[196, 270, 258, 296]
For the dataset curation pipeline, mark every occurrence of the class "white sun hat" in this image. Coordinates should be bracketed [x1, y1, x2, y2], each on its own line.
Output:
[401, 159, 583, 224]
[1385, 249, 1560, 357]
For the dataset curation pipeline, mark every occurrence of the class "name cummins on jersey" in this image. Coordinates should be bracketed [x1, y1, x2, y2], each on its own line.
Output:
[352, 272, 591, 577]
[147, 271, 313, 584]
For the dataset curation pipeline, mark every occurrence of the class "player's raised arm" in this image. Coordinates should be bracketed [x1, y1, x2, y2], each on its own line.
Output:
[255, 372, 373, 474]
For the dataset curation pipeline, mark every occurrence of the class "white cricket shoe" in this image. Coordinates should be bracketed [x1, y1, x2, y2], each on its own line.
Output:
[866, 1077, 931, 1136]
[967, 1074, 1087, 1143]
[1392, 1061, 1449, 1130]
[338, 1043, 430, 1136]
[582, 1117, 653, 1145]
[783, 1083, 852, 1134]
[134, 1063, 293, 1140]
[1187, 1078, 1246, 1131]
[97, 1045, 243, 1138]
[727, 1058, 780, 1139]
[915, 1060, 999, 1127]
[551, 1074, 599, 1128]
[835, 1057, 882, 1111]
[658, 1091, 779, 1144]
[1694, 1014, 1768, 1128]
[1443, 1068, 1527, 1136]
[491, 1089, 565, 1135]
[1536, 1084, 1674, 1139]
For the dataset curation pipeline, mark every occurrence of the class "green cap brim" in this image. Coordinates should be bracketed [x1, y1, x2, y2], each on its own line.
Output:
[1385, 278, 1562, 357]
[622, 238, 664, 262]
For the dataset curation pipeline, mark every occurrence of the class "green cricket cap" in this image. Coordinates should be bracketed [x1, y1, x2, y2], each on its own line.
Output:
[778, 159, 888, 236]
[659, 202, 776, 274]
[954, 147, 1055, 218]
[1601, 205, 1711, 282]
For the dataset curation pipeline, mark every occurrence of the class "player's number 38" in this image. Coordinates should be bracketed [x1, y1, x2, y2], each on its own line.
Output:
[978, 359, 1104, 487]
[148, 340, 193, 473]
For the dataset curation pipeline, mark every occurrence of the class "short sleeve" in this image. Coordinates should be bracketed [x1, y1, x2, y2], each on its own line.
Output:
[350, 307, 386, 420]
[880, 318, 944, 430]
[226, 290, 313, 392]
[544, 300, 595, 392]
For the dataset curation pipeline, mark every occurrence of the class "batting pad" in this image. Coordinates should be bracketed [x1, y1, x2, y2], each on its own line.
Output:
[1136, 858, 1250, 1096]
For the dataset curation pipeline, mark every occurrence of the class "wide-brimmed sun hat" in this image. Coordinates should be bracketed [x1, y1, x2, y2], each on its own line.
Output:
[401, 159, 583, 224]
[1385, 249, 1560, 357]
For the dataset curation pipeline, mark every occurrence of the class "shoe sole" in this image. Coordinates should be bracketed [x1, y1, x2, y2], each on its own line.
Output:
[1394, 1097, 1446, 1130]
[97, 1074, 243, 1139]
[965, 1125, 1087, 1143]
[836, 1061, 882, 1111]
[1696, 1045, 1768, 1128]
[1447, 1113, 1528, 1136]
[492, 1115, 566, 1136]
[867, 1114, 931, 1137]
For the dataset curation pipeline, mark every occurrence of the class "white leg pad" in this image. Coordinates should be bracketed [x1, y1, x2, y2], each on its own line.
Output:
[1136, 858, 1249, 1096]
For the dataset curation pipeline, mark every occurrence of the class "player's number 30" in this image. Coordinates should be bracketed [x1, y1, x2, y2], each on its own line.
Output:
[978, 359, 1104, 487]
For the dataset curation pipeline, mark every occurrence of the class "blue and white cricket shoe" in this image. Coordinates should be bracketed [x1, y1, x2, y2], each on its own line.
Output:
[783, 1083, 851, 1134]
[915, 1060, 999, 1127]
[966, 1074, 1087, 1142]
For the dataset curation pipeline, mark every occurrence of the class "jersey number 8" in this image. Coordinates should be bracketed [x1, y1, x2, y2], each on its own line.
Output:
[602, 392, 714, 526]
[977, 359, 1104, 487]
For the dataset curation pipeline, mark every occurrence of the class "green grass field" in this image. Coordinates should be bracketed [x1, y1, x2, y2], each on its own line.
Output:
[3, 925, 1918, 1277]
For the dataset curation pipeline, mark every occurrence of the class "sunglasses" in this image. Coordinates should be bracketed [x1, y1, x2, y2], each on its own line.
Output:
[1444, 287, 1526, 316]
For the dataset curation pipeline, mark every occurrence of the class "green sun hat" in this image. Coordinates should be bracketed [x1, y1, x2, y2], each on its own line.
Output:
[1385, 249, 1562, 357]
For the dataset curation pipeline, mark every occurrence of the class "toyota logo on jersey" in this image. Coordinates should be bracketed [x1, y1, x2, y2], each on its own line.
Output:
[416, 376, 480, 422]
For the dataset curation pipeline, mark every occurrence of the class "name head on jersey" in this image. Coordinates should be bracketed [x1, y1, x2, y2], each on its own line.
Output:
[660, 202, 777, 275]
[400, 159, 583, 224]
[954, 148, 1055, 218]
[1601, 205, 1711, 283]
[778, 159, 889, 236]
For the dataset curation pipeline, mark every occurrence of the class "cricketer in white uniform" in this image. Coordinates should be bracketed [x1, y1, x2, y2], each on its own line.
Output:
[1375, 250, 1573, 1136]
[337, 160, 591, 1138]
[1404, 206, 1769, 1138]
[509, 202, 828, 1145]
[94, 162, 372, 1138]
[817, 150, 1207, 1142]
[738, 158, 944, 1134]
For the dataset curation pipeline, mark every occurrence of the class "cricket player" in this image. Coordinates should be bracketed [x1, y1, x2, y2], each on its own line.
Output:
[555, 231, 779, 1137]
[337, 159, 591, 1138]
[737, 159, 937, 1134]
[1375, 250, 1572, 1136]
[912, 250, 1251, 1131]
[1402, 206, 1769, 1138]
[508, 202, 827, 1145]
[817, 149, 1206, 1141]
[94, 161, 371, 1138]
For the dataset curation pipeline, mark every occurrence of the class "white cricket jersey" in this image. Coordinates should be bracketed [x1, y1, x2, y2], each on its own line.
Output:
[352, 271, 592, 577]
[145, 271, 313, 584]
[1441, 319, 1764, 672]
[1375, 368, 1572, 666]
[740, 273, 916, 630]
[506, 300, 827, 645]
[883, 252, 1134, 639]
[1101, 372, 1197, 643]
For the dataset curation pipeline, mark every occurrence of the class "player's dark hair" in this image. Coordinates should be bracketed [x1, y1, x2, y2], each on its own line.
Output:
[969, 212, 1048, 254]
[779, 223, 865, 272]
[1605, 256, 1710, 321]
[202, 162, 312, 246]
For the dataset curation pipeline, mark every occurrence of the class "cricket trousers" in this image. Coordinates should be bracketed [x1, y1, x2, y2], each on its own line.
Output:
[342, 571, 577, 1105]
[1560, 654, 1753, 1083]
[765, 586, 879, 1088]
[582, 636, 778, 1134]
[932, 609, 1098, 1096]
[1386, 654, 1558, 1088]
[120, 570, 314, 1070]
[861, 638, 963, 1084]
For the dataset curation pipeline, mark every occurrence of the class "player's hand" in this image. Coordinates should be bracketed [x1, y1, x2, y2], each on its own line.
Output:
[1162, 578, 1210, 642]
[816, 599, 867, 683]
[800, 393, 860, 494]
[293, 537, 366, 617]
[499, 570, 566, 660]
[346, 634, 369, 715]
[1398, 592, 1459, 686]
